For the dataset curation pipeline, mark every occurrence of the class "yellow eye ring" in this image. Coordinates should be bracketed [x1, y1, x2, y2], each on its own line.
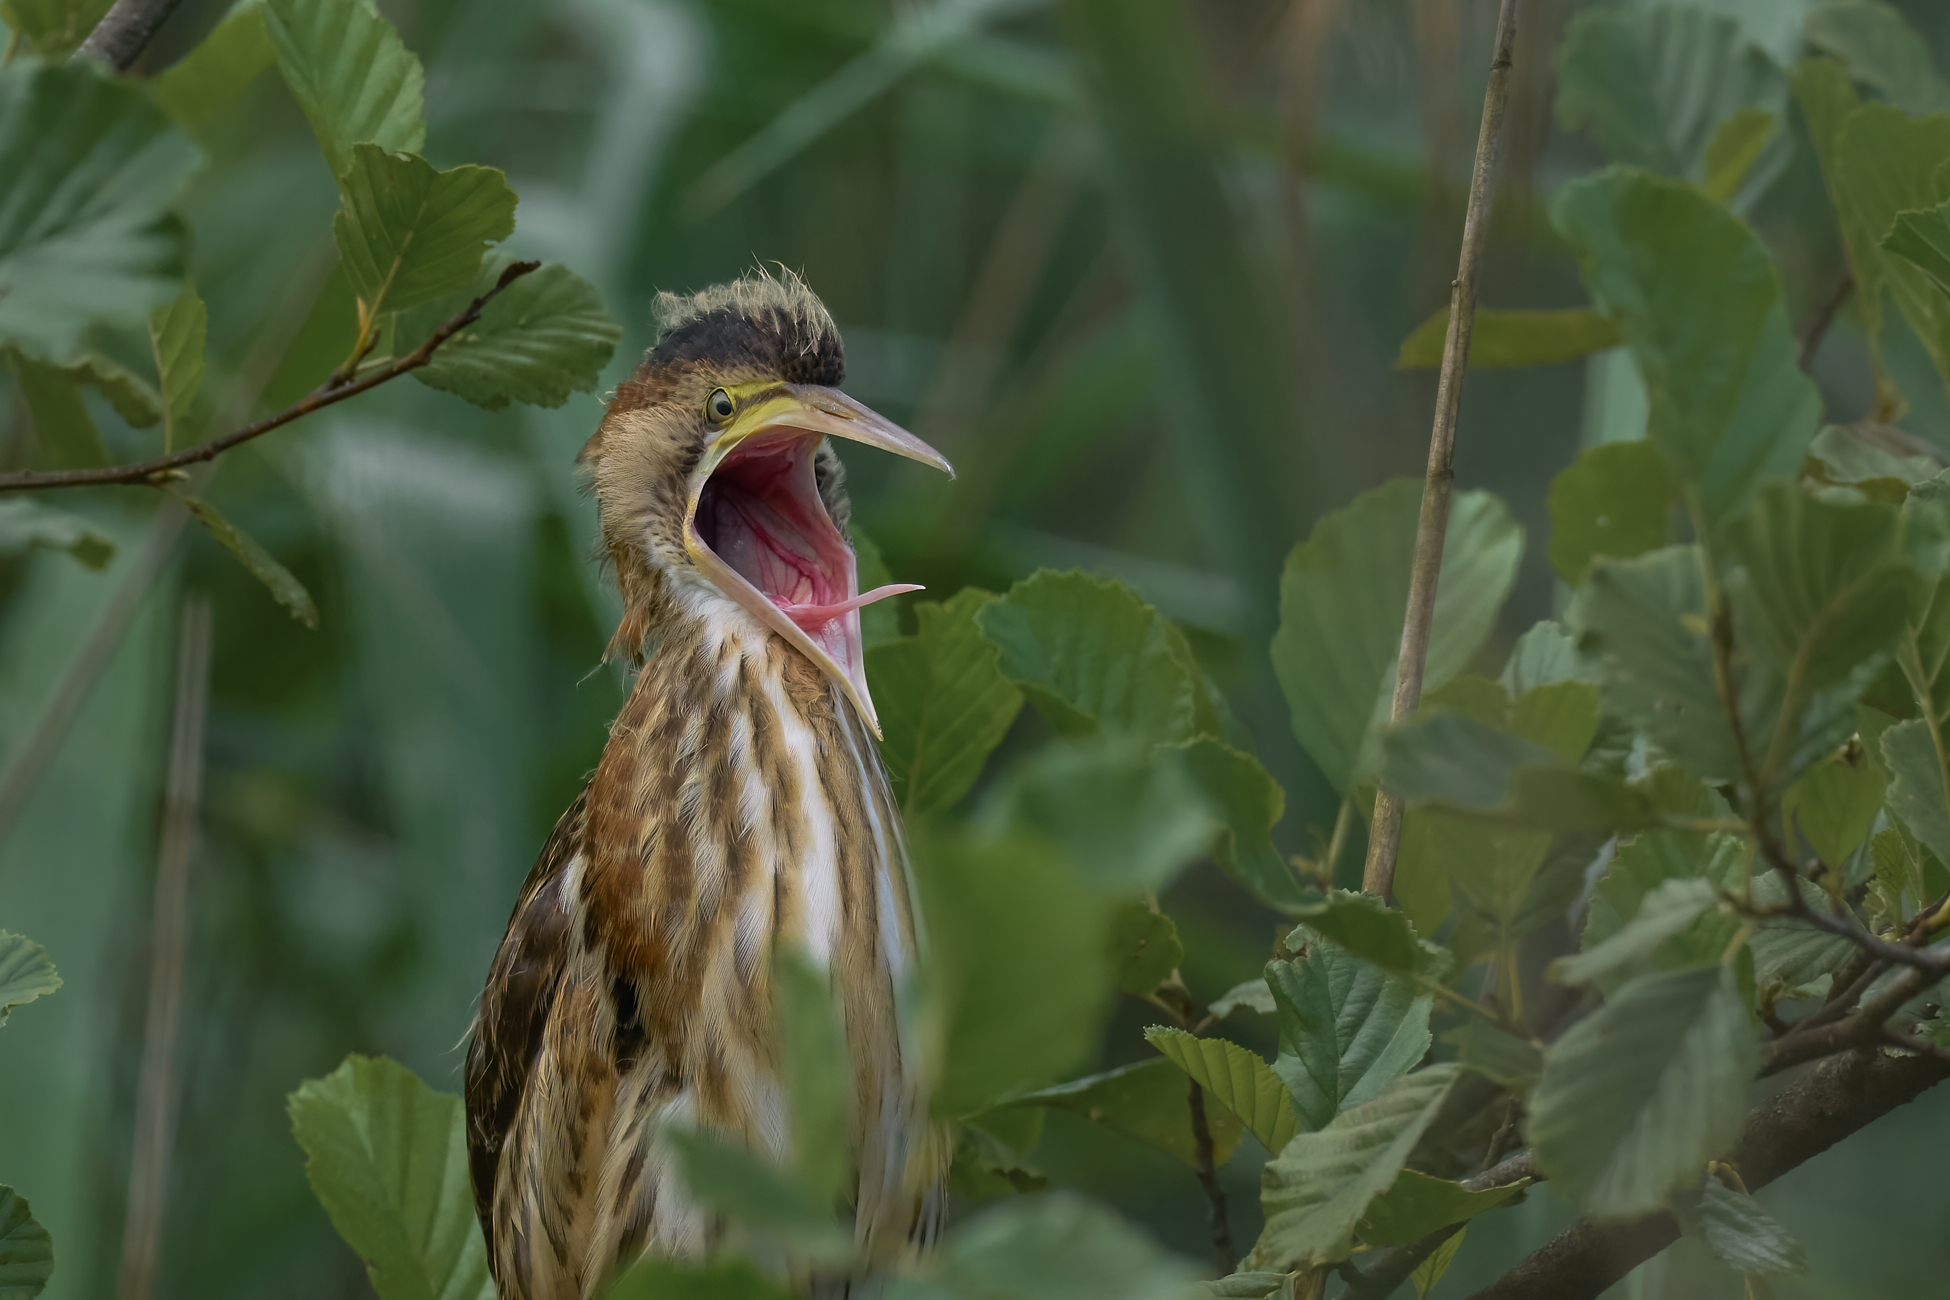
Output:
[706, 388, 735, 423]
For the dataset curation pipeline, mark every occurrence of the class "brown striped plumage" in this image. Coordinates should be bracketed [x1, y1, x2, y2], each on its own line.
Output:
[465, 272, 951, 1298]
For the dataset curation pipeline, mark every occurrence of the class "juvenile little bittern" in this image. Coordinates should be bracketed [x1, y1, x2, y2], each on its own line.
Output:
[465, 271, 953, 1298]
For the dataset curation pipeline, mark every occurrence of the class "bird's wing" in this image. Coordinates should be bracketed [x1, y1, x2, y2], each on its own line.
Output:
[465, 788, 589, 1234]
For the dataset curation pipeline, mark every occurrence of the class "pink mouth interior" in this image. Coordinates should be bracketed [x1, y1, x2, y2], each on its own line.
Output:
[693, 433, 917, 665]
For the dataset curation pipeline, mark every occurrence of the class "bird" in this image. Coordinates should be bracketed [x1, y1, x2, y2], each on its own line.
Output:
[464, 269, 954, 1298]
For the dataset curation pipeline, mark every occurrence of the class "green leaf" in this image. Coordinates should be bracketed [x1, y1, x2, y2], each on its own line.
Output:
[1804, 1, 1948, 119]
[605, 1256, 795, 1300]
[1792, 60, 1888, 372]
[1750, 916, 1856, 1003]
[1881, 718, 1950, 864]
[1551, 879, 1718, 986]
[1585, 829, 1744, 950]
[287, 1055, 494, 1300]
[0, 64, 198, 361]
[1806, 423, 1942, 498]
[332, 147, 516, 316]
[1554, 6, 1786, 190]
[1272, 480, 1522, 795]
[0, 933, 61, 1025]
[0, 0, 110, 57]
[1176, 737, 1307, 913]
[1547, 439, 1673, 582]
[1783, 753, 1886, 868]
[1191, 1275, 1286, 1300]
[976, 570, 1196, 742]
[847, 525, 900, 651]
[1501, 621, 1590, 695]
[1700, 109, 1777, 205]
[665, 1127, 852, 1263]
[154, 0, 277, 130]
[772, 948, 849, 1206]
[908, 1193, 1197, 1300]
[1146, 1027, 1298, 1155]
[1266, 936, 1432, 1132]
[1446, 1020, 1543, 1096]
[1287, 891, 1447, 981]
[1529, 966, 1756, 1217]
[949, 1119, 1047, 1200]
[1411, 1227, 1467, 1300]
[1383, 713, 1566, 811]
[1355, 1169, 1528, 1249]
[0, 498, 116, 570]
[1248, 1065, 1460, 1270]
[1395, 307, 1621, 370]
[1883, 197, 1950, 299]
[1208, 978, 1275, 1020]
[175, 492, 318, 628]
[1552, 169, 1819, 528]
[3, 350, 106, 469]
[1671, 1175, 1807, 1276]
[1005, 1058, 1243, 1170]
[0, 1185, 53, 1299]
[265, 0, 424, 179]
[1871, 825, 1928, 917]
[400, 262, 621, 411]
[1835, 106, 1950, 385]
[148, 279, 206, 448]
[867, 587, 1022, 815]
[1108, 901, 1181, 996]
[43, 349, 161, 428]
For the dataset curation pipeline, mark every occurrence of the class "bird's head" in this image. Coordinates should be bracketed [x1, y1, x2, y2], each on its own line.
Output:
[582, 269, 951, 735]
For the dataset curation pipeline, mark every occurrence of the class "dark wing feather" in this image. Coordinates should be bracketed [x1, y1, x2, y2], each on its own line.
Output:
[465, 788, 589, 1241]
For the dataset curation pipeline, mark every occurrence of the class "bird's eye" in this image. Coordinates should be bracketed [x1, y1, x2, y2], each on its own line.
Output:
[706, 389, 735, 423]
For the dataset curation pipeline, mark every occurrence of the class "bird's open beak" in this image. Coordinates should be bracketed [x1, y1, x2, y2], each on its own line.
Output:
[682, 385, 953, 737]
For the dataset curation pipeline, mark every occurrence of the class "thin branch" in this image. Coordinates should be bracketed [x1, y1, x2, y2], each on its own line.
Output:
[0, 262, 540, 494]
[1796, 271, 1853, 373]
[1363, 0, 1521, 897]
[1760, 964, 1944, 1077]
[1187, 1080, 1237, 1275]
[74, 0, 185, 72]
[1469, 1047, 1950, 1300]
[114, 595, 212, 1300]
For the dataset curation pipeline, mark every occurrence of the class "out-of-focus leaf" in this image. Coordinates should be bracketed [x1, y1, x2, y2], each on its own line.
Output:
[1411, 1227, 1466, 1299]
[605, 1257, 794, 1300]
[1446, 1020, 1543, 1096]
[1551, 878, 1718, 985]
[154, 0, 276, 130]
[1355, 1169, 1527, 1249]
[1247, 1066, 1459, 1270]
[1548, 439, 1672, 582]
[1585, 829, 1743, 951]
[1383, 713, 1564, 812]
[1793, 59, 1889, 383]
[1883, 198, 1950, 299]
[949, 1119, 1047, 1200]
[1286, 892, 1447, 982]
[0, 498, 115, 571]
[1700, 108, 1777, 205]
[286, 1055, 494, 1300]
[977, 570, 1195, 741]
[848, 526, 900, 651]
[1784, 754, 1886, 868]
[1190, 1275, 1286, 1300]
[1006, 1058, 1242, 1170]
[148, 280, 206, 448]
[1871, 825, 1928, 918]
[333, 147, 516, 316]
[0, 64, 198, 360]
[0, 1185, 53, 1298]
[1108, 901, 1180, 996]
[1671, 1175, 1807, 1275]
[1267, 936, 1431, 1132]
[1176, 737, 1308, 913]
[0, 933, 61, 1025]
[1804, 1, 1947, 118]
[1271, 480, 1522, 795]
[1807, 423, 1942, 497]
[1835, 107, 1950, 384]
[37, 349, 161, 428]
[1396, 307, 1621, 370]
[401, 262, 620, 411]
[174, 492, 319, 628]
[665, 1128, 852, 1264]
[4, 351, 107, 469]
[868, 587, 1021, 815]
[265, 0, 424, 178]
[0, 0, 109, 57]
[1208, 978, 1275, 1020]
[901, 1193, 1197, 1300]
[1882, 719, 1950, 865]
[1553, 169, 1819, 529]
[772, 949, 849, 1206]
[1501, 622, 1590, 695]
[1750, 916, 1856, 1003]
[1146, 1028, 1296, 1155]
[1528, 966, 1755, 1217]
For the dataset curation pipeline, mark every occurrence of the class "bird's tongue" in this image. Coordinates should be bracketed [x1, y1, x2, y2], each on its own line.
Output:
[779, 583, 922, 631]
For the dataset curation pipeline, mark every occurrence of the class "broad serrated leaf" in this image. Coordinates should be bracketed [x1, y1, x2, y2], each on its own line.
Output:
[665, 1127, 852, 1264]
[1671, 1175, 1807, 1276]
[1835, 106, 1950, 385]
[1804, 1, 1947, 119]
[0, 498, 116, 570]
[1446, 1020, 1543, 1095]
[1884, 197, 1950, 300]
[1552, 170, 1819, 528]
[1396, 307, 1620, 370]
[1108, 901, 1181, 996]
[1882, 719, 1950, 865]
[1547, 439, 1672, 583]
[0, 1185, 53, 1298]
[1209, 978, 1275, 1020]
[1749, 916, 1856, 1003]
[1551, 878, 1718, 986]
[0, 933, 61, 1025]
[154, 0, 276, 130]
[0, 64, 199, 360]
[1501, 621, 1590, 695]
[867, 587, 1022, 815]
[1585, 829, 1744, 951]
[909, 1193, 1197, 1300]
[176, 493, 318, 628]
[148, 280, 206, 447]
[1271, 480, 1521, 795]
[1792, 60, 1889, 372]
[1355, 1168, 1528, 1249]
[1528, 966, 1756, 1217]
[400, 262, 620, 411]
[1176, 737, 1307, 913]
[1266, 936, 1432, 1132]
[287, 1055, 494, 1300]
[1288, 892, 1447, 981]
[976, 569, 1196, 742]
[265, 0, 424, 179]
[1783, 753, 1885, 868]
[605, 1256, 795, 1300]
[1248, 1065, 1459, 1270]
[1005, 1058, 1243, 1170]
[332, 147, 516, 316]
[1146, 1028, 1297, 1155]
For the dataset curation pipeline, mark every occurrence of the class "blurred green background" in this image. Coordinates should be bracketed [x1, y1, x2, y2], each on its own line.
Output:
[4, 0, 1950, 1295]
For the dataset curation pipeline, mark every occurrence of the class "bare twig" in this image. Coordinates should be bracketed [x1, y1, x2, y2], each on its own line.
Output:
[1760, 965, 1944, 1076]
[114, 595, 212, 1300]
[1187, 1080, 1236, 1275]
[1469, 1047, 1950, 1300]
[74, 0, 184, 72]
[0, 262, 540, 494]
[1363, 0, 1521, 898]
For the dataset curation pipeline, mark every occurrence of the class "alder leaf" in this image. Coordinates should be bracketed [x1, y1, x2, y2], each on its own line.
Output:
[1355, 1168, 1528, 1248]
[1396, 307, 1620, 370]
[400, 262, 621, 411]
[175, 493, 318, 628]
[1004, 1058, 1243, 1170]
[148, 280, 207, 447]
[1145, 1027, 1298, 1155]
[154, 0, 277, 130]
[0, 933, 61, 1025]
[332, 146, 517, 316]
[1547, 439, 1672, 583]
[0, 499, 116, 571]
[265, 0, 424, 179]
[0, 1185, 53, 1299]
[1266, 936, 1432, 1131]
[1671, 1175, 1807, 1276]
[1550, 878, 1718, 986]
